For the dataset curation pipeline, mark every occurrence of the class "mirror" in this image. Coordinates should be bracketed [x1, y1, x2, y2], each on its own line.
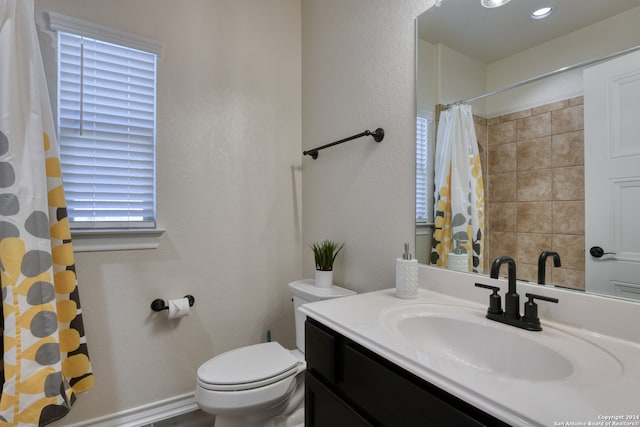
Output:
[415, 0, 640, 300]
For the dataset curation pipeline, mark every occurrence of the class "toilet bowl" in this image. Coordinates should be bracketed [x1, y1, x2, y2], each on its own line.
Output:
[195, 279, 356, 427]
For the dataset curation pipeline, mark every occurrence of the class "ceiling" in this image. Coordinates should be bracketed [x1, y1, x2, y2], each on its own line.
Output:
[417, 0, 640, 63]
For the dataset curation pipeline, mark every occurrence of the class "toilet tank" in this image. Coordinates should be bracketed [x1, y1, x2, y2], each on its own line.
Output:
[288, 279, 356, 353]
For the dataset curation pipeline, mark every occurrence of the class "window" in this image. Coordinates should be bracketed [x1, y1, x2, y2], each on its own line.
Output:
[56, 31, 157, 229]
[49, 13, 162, 232]
[46, 13, 164, 250]
[416, 113, 434, 225]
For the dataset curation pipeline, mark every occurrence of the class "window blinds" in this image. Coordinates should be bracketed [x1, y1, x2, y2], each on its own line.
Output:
[57, 32, 157, 228]
[416, 116, 430, 222]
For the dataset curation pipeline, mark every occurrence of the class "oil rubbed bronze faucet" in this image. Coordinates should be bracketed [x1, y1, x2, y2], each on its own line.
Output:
[537, 251, 561, 285]
[475, 256, 558, 331]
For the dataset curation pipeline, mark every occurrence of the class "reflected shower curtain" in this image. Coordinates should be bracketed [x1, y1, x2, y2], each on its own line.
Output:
[0, 1, 94, 425]
[431, 104, 485, 273]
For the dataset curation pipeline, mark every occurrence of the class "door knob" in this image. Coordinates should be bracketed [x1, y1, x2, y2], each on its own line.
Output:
[589, 246, 616, 258]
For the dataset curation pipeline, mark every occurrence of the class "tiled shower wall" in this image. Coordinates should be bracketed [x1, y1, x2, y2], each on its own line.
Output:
[478, 97, 585, 290]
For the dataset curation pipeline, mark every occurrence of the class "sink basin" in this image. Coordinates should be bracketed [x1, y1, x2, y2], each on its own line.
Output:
[381, 303, 622, 384]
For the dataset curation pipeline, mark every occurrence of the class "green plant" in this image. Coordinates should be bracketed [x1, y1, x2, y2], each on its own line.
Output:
[309, 240, 344, 271]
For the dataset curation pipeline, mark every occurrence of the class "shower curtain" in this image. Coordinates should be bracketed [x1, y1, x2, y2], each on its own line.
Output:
[431, 104, 485, 273]
[0, 1, 94, 425]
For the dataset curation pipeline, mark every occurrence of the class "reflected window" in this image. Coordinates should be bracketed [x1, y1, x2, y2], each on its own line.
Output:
[416, 112, 434, 225]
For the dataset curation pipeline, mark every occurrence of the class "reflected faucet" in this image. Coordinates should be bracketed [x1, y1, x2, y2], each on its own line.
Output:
[537, 251, 561, 285]
[490, 256, 519, 318]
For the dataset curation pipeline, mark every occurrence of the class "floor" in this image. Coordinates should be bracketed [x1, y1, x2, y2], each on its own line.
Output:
[144, 410, 214, 427]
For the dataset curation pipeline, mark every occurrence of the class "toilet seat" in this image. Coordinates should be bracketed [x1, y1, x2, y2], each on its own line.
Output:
[197, 342, 302, 392]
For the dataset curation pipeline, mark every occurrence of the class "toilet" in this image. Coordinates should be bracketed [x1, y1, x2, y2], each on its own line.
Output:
[195, 279, 356, 427]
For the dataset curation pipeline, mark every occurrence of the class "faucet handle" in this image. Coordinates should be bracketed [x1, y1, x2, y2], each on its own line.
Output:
[475, 283, 503, 315]
[523, 293, 559, 331]
[525, 293, 559, 304]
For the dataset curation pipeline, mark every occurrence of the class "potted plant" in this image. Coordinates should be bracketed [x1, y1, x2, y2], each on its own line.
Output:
[309, 240, 344, 288]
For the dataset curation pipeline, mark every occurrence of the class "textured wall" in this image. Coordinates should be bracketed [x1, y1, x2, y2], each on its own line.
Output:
[301, 0, 433, 294]
[35, 0, 301, 423]
[30, 0, 439, 422]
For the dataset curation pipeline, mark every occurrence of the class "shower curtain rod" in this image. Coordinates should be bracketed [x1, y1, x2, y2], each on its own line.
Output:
[444, 44, 640, 109]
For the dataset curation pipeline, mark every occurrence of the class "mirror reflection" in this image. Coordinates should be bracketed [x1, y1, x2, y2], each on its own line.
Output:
[415, 0, 640, 300]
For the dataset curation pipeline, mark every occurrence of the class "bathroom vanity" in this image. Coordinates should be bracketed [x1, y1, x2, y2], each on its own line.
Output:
[305, 317, 507, 426]
[300, 266, 640, 426]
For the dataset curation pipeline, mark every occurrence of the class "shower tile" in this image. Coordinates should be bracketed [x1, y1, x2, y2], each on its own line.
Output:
[517, 136, 551, 171]
[532, 100, 568, 115]
[487, 202, 517, 231]
[517, 170, 552, 201]
[551, 131, 584, 167]
[517, 263, 538, 283]
[474, 115, 487, 126]
[552, 105, 584, 134]
[500, 109, 531, 122]
[517, 233, 551, 265]
[517, 202, 552, 233]
[553, 166, 584, 201]
[550, 268, 585, 290]
[517, 112, 551, 140]
[488, 172, 517, 202]
[552, 201, 584, 235]
[487, 231, 518, 269]
[488, 121, 517, 146]
[481, 150, 488, 199]
[488, 143, 516, 174]
[474, 117, 488, 150]
[552, 234, 585, 270]
[568, 96, 584, 106]
[480, 96, 586, 289]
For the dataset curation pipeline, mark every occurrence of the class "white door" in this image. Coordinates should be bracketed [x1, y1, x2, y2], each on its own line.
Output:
[584, 49, 640, 300]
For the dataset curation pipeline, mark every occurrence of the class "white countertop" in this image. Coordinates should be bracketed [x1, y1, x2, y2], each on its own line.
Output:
[300, 286, 640, 426]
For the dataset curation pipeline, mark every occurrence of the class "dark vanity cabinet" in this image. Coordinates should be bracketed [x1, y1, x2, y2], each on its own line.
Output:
[304, 318, 510, 427]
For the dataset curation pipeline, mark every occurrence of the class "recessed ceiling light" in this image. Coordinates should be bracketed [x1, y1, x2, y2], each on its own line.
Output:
[481, 0, 511, 8]
[531, 7, 554, 20]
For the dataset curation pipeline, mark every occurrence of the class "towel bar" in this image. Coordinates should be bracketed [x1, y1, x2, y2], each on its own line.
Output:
[303, 128, 384, 159]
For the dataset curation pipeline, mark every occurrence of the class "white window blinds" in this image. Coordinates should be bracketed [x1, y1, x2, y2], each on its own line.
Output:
[416, 116, 430, 223]
[57, 31, 157, 229]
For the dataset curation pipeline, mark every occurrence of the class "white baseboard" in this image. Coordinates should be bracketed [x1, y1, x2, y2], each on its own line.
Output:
[65, 392, 199, 427]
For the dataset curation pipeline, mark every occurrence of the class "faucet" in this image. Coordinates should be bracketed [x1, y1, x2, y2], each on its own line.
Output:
[476, 256, 559, 331]
[537, 251, 561, 285]
[490, 256, 519, 318]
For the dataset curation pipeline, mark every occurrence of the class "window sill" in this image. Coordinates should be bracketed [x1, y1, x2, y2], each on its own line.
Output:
[416, 222, 434, 236]
[70, 228, 166, 252]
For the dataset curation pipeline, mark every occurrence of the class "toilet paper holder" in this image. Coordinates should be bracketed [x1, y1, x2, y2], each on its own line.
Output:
[151, 295, 195, 312]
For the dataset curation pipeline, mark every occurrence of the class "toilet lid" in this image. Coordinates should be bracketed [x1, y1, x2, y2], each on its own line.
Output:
[197, 342, 300, 391]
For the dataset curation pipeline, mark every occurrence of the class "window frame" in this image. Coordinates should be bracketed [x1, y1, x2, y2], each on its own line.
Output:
[48, 12, 165, 251]
[416, 109, 435, 233]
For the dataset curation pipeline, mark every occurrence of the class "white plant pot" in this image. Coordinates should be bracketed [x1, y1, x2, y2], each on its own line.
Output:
[314, 270, 333, 288]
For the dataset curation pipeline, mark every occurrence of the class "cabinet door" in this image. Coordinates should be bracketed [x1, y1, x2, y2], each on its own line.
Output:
[305, 320, 337, 383]
[305, 372, 373, 427]
[340, 342, 490, 427]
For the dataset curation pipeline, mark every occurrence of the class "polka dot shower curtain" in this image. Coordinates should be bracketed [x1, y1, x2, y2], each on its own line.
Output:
[431, 104, 485, 273]
[0, 1, 94, 425]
